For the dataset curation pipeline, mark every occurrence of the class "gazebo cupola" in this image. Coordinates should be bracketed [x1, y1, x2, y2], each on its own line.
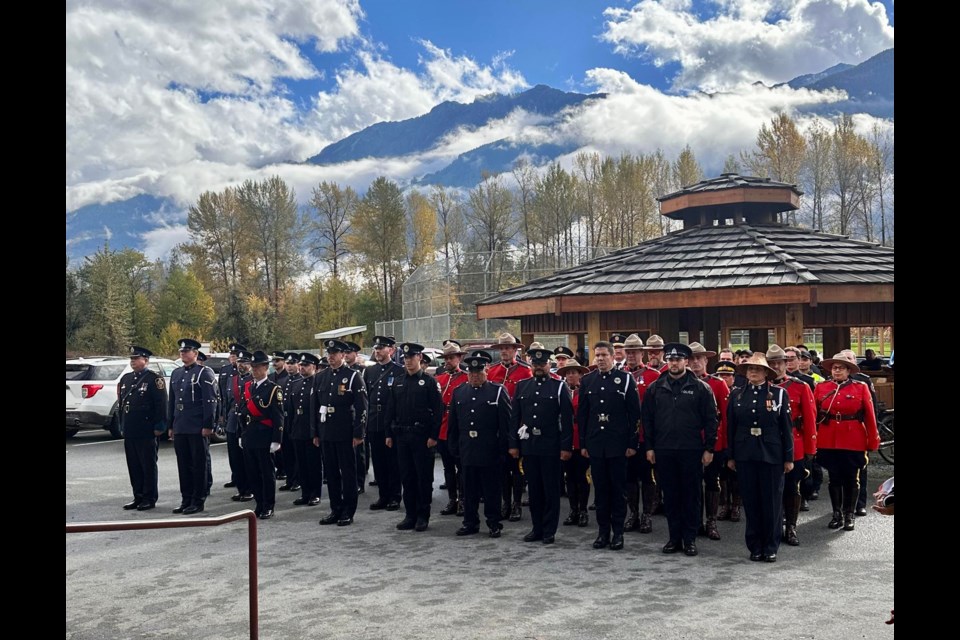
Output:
[658, 173, 802, 228]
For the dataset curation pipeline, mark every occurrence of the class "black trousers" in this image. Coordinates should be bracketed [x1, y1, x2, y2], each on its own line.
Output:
[356, 442, 366, 489]
[462, 464, 501, 530]
[396, 434, 435, 520]
[738, 460, 785, 556]
[243, 446, 276, 513]
[293, 439, 323, 500]
[702, 452, 725, 493]
[802, 456, 824, 497]
[502, 456, 524, 506]
[784, 458, 806, 498]
[589, 455, 628, 536]
[437, 439, 461, 501]
[124, 436, 158, 505]
[626, 452, 656, 486]
[281, 428, 298, 486]
[525, 455, 562, 537]
[323, 440, 358, 518]
[370, 435, 401, 503]
[564, 452, 590, 512]
[173, 433, 209, 508]
[226, 430, 250, 493]
[657, 449, 702, 545]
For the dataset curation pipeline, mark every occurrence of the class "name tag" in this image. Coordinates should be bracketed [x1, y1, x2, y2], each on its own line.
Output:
[532, 427, 542, 436]
[750, 427, 762, 437]
[469, 430, 478, 438]
[682, 389, 694, 395]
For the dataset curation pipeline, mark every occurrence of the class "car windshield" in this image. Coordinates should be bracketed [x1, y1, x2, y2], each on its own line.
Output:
[65, 364, 91, 380]
[66, 363, 126, 380]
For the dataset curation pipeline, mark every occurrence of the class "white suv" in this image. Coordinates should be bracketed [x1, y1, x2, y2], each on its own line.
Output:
[66, 357, 177, 438]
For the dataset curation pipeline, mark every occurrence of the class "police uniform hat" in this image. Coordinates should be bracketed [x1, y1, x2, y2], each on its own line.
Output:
[643, 334, 665, 350]
[553, 346, 574, 359]
[441, 342, 466, 357]
[299, 352, 321, 366]
[251, 350, 271, 366]
[271, 351, 286, 361]
[318, 356, 330, 369]
[373, 335, 396, 348]
[129, 345, 153, 358]
[324, 339, 349, 353]
[798, 349, 813, 360]
[197, 351, 208, 362]
[819, 353, 861, 375]
[688, 342, 717, 358]
[285, 352, 299, 364]
[610, 333, 627, 346]
[344, 341, 362, 353]
[421, 353, 433, 365]
[235, 350, 252, 363]
[738, 349, 754, 358]
[527, 348, 553, 365]
[228, 343, 247, 354]
[622, 334, 645, 351]
[465, 352, 491, 371]
[399, 342, 425, 356]
[663, 343, 693, 359]
[715, 360, 737, 375]
[178, 338, 201, 352]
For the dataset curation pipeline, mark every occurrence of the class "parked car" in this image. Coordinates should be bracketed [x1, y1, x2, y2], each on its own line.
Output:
[66, 357, 178, 439]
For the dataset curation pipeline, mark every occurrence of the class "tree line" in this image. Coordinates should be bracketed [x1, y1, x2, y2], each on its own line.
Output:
[65, 113, 893, 357]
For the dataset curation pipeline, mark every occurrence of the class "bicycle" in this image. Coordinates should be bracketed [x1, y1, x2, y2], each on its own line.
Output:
[877, 409, 894, 465]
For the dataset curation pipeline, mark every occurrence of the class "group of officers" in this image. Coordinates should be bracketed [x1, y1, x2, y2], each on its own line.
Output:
[115, 330, 881, 561]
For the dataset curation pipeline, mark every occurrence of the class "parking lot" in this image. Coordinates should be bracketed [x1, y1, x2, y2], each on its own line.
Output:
[67, 431, 894, 640]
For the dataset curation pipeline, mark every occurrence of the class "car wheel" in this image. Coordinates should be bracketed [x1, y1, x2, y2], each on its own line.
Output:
[108, 414, 124, 439]
[209, 429, 227, 444]
[65, 429, 79, 439]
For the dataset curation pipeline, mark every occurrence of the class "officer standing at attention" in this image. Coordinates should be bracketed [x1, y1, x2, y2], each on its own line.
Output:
[167, 338, 218, 515]
[290, 353, 323, 507]
[237, 350, 284, 519]
[277, 353, 302, 493]
[436, 341, 469, 517]
[363, 336, 405, 511]
[196, 351, 217, 500]
[578, 341, 642, 551]
[224, 347, 255, 502]
[313, 339, 367, 527]
[448, 352, 511, 538]
[219, 343, 244, 492]
[509, 347, 574, 545]
[345, 341, 369, 495]
[385, 342, 443, 532]
[119, 346, 166, 511]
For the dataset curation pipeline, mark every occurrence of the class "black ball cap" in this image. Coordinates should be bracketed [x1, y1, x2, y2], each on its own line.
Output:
[466, 353, 491, 371]
[527, 348, 552, 365]
[129, 345, 153, 358]
[251, 350, 271, 365]
[399, 342, 425, 356]
[178, 338, 201, 351]
[325, 339, 349, 353]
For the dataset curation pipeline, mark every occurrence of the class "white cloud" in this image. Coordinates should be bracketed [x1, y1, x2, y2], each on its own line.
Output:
[601, 0, 894, 91]
[142, 225, 191, 261]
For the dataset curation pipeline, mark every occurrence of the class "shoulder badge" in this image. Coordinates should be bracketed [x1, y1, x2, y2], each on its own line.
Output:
[418, 379, 425, 386]
[155, 377, 166, 390]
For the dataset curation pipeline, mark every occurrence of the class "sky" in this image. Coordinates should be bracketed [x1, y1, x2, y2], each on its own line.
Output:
[66, 0, 894, 257]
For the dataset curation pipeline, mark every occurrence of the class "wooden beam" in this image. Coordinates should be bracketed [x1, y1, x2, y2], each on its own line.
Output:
[660, 187, 800, 216]
[586, 312, 601, 363]
[521, 332, 535, 351]
[785, 303, 804, 348]
[476, 297, 557, 320]
[720, 325, 732, 351]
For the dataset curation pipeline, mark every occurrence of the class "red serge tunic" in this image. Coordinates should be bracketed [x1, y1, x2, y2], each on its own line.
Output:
[486, 359, 533, 399]
[777, 377, 817, 460]
[814, 379, 880, 451]
[436, 369, 468, 441]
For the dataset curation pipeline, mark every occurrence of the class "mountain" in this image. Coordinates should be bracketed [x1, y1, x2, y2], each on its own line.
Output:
[781, 48, 893, 118]
[784, 63, 854, 89]
[308, 84, 603, 164]
[416, 139, 579, 189]
[66, 194, 183, 263]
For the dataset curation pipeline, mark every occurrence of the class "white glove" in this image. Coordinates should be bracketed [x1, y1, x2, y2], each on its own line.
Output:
[518, 425, 530, 440]
[238, 438, 243, 449]
[270, 442, 281, 453]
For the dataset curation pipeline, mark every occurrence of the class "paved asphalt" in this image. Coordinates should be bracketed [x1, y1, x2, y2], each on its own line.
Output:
[66, 431, 894, 639]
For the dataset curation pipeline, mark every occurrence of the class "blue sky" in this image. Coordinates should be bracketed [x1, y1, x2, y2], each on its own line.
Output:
[66, 1, 894, 257]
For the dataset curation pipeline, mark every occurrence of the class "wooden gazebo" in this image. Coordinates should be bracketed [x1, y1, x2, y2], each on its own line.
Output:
[475, 174, 894, 360]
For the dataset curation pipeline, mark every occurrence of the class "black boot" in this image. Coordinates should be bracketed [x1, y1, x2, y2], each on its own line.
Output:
[439, 500, 458, 516]
[624, 484, 640, 532]
[717, 480, 730, 521]
[842, 478, 859, 531]
[784, 493, 801, 546]
[563, 510, 578, 526]
[827, 484, 844, 529]
[705, 491, 721, 540]
[639, 483, 654, 534]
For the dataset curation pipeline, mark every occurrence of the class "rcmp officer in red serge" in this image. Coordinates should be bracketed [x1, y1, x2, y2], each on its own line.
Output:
[278, 352, 302, 493]
[363, 336, 404, 511]
[384, 342, 444, 532]
[726, 352, 794, 562]
[436, 341, 469, 517]
[622, 333, 660, 534]
[508, 347, 574, 544]
[688, 342, 730, 542]
[641, 343, 718, 556]
[290, 353, 322, 508]
[237, 350, 284, 519]
[486, 332, 532, 521]
[579, 341, 642, 551]
[167, 338, 218, 515]
[557, 359, 591, 527]
[448, 351, 511, 538]
[119, 346, 166, 511]
[313, 339, 368, 527]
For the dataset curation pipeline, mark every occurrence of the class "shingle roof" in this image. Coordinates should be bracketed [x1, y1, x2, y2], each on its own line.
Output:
[658, 173, 802, 202]
[478, 223, 894, 305]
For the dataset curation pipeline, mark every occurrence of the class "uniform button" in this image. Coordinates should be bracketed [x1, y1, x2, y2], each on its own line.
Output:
[471, 397, 475, 401]
[533, 415, 537, 419]
[751, 409, 755, 413]
[600, 387, 604, 391]
[534, 403, 538, 407]
[600, 426, 605, 430]
[471, 409, 474, 413]
[600, 400, 604, 404]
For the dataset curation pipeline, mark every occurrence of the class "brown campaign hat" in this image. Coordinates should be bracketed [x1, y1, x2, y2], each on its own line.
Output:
[765, 345, 787, 361]
[441, 342, 466, 357]
[557, 359, 590, 376]
[644, 334, 665, 350]
[688, 342, 717, 358]
[623, 333, 645, 350]
[820, 353, 861, 375]
[495, 332, 523, 348]
[735, 353, 778, 380]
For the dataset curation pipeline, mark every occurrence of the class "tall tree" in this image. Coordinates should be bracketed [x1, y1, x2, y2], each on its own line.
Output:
[743, 113, 806, 224]
[307, 181, 356, 279]
[155, 265, 216, 338]
[512, 158, 537, 269]
[76, 245, 132, 354]
[869, 123, 894, 246]
[672, 145, 704, 190]
[830, 115, 867, 235]
[465, 173, 515, 292]
[238, 176, 303, 306]
[187, 187, 248, 295]
[407, 189, 438, 272]
[431, 184, 465, 277]
[801, 119, 833, 231]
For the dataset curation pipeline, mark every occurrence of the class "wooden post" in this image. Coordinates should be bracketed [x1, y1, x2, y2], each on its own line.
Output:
[784, 303, 804, 348]
[567, 333, 579, 355]
[822, 327, 851, 359]
[857, 327, 864, 356]
[587, 312, 601, 364]
[720, 325, 732, 351]
[657, 309, 681, 343]
[685, 308, 704, 345]
[703, 308, 720, 354]
[748, 329, 769, 353]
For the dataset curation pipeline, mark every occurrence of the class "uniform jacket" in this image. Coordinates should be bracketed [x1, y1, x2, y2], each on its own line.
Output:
[788, 369, 818, 393]
[238, 378, 284, 449]
[167, 363, 218, 434]
[776, 376, 817, 459]
[363, 361, 405, 433]
[287, 374, 315, 440]
[814, 379, 879, 451]
[436, 368, 469, 440]
[578, 368, 642, 458]
[625, 364, 660, 444]
[448, 381, 511, 466]
[699, 373, 730, 452]
[384, 369, 443, 441]
[224, 371, 252, 434]
[281, 372, 302, 432]
[268, 368, 288, 386]
[727, 382, 794, 464]
[641, 370, 718, 452]
[569, 386, 581, 450]
[118, 368, 167, 438]
[509, 374, 574, 456]
[310, 365, 367, 442]
[217, 362, 238, 422]
[486, 358, 533, 399]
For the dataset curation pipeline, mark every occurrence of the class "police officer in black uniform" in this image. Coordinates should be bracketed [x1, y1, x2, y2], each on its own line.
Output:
[384, 342, 443, 532]
[237, 350, 284, 519]
[448, 352, 511, 538]
[578, 341, 642, 551]
[167, 338, 218, 515]
[119, 346, 167, 511]
[218, 343, 245, 491]
[197, 351, 217, 499]
[313, 339, 367, 527]
[224, 347, 255, 502]
[642, 343, 719, 556]
[509, 347, 574, 545]
[268, 351, 289, 481]
[290, 353, 322, 507]
[363, 336, 405, 511]
[345, 341, 369, 495]
[278, 352, 302, 492]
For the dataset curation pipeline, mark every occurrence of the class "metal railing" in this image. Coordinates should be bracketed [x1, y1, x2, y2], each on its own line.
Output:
[66, 510, 259, 639]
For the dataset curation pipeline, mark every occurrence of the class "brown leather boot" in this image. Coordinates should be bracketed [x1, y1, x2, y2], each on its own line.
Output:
[784, 493, 801, 545]
[639, 483, 654, 534]
[624, 484, 640, 531]
[729, 492, 742, 523]
[705, 492, 721, 540]
[717, 480, 730, 521]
